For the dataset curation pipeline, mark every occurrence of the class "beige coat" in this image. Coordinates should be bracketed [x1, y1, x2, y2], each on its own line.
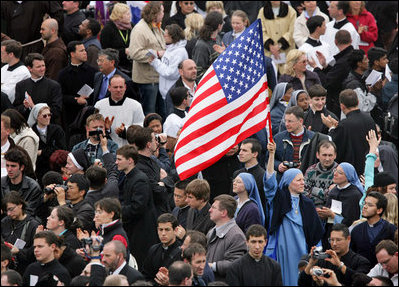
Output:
[258, 6, 297, 73]
[293, 7, 330, 47]
[128, 19, 166, 84]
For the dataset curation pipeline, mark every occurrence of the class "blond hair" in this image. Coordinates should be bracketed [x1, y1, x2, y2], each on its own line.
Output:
[184, 13, 204, 40]
[109, 3, 130, 22]
[232, 10, 250, 28]
[283, 49, 306, 77]
[206, 1, 224, 13]
[382, 193, 398, 226]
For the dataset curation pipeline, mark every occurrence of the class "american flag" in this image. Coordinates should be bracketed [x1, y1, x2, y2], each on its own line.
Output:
[174, 19, 271, 180]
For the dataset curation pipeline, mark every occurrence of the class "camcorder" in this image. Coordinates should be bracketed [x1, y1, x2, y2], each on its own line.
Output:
[312, 247, 331, 260]
[81, 237, 103, 252]
[88, 128, 104, 141]
[311, 267, 330, 278]
[44, 185, 68, 195]
[283, 161, 300, 168]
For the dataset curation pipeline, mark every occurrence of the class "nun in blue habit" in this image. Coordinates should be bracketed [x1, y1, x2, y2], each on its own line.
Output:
[233, 172, 265, 234]
[264, 168, 324, 286]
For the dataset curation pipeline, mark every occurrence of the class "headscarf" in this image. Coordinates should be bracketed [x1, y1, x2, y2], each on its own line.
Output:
[27, 103, 49, 127]
[339, 162, 364, 195]
[238, 172, 265, 226]
[269, 82, 289, 110]
[288, 90, 307, 108]
[278, 168, 303, 192]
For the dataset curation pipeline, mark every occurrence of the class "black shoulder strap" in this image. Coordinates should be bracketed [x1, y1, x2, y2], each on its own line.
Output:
[20, 220, 31, 243]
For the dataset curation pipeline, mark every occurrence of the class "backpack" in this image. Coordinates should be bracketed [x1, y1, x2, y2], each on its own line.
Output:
[384, 93, 398, 139]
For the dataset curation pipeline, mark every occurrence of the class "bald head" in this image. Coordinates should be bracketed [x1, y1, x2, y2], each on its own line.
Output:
[179, 59, 197, 82]
[41, 19, 59, 42]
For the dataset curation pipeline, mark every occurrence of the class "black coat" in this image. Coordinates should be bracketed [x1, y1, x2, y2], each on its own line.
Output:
[1, 214, 40, 250]
[329, 109, 376, 176]
[59, 245, 87, 278]
[14, 77, 63, 123]
[69, 199, 95, 232]
[121, 167, 158, 270]
[57, 62, 98, 128]
[304, 107, 338, 135]
[100, 20, 132, 74]
[278, 70, 321, 91]
[186, 203, 215, 236]
[226, 253, 283, 286]
[314, 45, 354, 116]
[90, 261, 144, 285]
[32, 123, 66, 184]
[90, 69, 140, 105]
[23, 259, 71, 286]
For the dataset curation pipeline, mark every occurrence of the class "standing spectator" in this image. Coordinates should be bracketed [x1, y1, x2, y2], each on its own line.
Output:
[206, 194, 247, 281]
[222, 10, 250, 47]
[226, 224, 283, 286]
[54, 236, 86, 279]
[368, 240, 398, 286]
[78, 18, 102, 69]
[65, 148, 90, 176]
[323, 89, 376, 176]
[182, 243, 208, 286]
[1, 1, 64, 59]
[293, 1, 330, 48]
[172, 180, 190, 229]
[62, 1, 86, 45]
[269, 83, 293, 136]
[224, 2, 264, 24]
[1, 40, 30, 104]
[91, 48, 139, 105]
[29, 104, 66, 186]
[116, 145, 158, 269]
[184, 13, 204, 59]
[1, 115, 14, 176]
[264, 140, 323, 286]
[141, 213, 182, 284]
[58, 40, 98, 134]
[185, 179, 215, 236]
[192, 11, 224, 81]
[313, 30, 355, 117]
[95, 75, 145, 147]
[304, 140, 338, 208]
[100, 3, 133, 75]
[40, 18, 68, 80]
[22, 231, 71, 286]
[232, 173, 264, 234]
[382, 193, 398, 227]
[168, 261, 193, 286]
[351, 192, 397, 266]
[320, 1, 360, 57]
[257, 1, 297, 74]
[382, 57, 398, 111]
[13, 53, 63, 124]
[149, 24, 188, 119]
[128, 2, 166, 115]
[279, 49, 321, 91]
[346, 1, 378, 55]
[164, 1, 197, 29]
[2, 109, 39, 170]
[206, 1, 232, 38]
[304, 85, 338, 134]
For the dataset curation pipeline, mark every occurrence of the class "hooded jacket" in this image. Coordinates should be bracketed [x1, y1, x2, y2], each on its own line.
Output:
[11, 127, 39, 170]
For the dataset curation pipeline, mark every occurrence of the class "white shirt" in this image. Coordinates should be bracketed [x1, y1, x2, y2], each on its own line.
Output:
[368, 263, 398, 286]
[1, 63, 30, 103]
[111, 261, 127, 275]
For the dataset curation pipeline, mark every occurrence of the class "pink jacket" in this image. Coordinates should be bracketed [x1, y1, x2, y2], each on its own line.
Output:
[347, 9, 378, 54]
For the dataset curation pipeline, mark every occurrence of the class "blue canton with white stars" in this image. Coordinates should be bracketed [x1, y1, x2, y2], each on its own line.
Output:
[213, 20, 266, 103]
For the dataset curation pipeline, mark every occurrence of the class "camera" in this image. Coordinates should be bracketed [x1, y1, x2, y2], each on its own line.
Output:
[88, 128, 104, 141]
[283, 161, 300, 168]
[81, 237, 103, 252]
[44, 184, 68, 195]
[155, 133, 167, 145]
[312, 247, 331, 260]
[311, 267, 330, 278]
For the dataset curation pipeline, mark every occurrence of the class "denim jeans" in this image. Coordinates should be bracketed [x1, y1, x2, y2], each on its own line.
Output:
[139, 83, 159, 115]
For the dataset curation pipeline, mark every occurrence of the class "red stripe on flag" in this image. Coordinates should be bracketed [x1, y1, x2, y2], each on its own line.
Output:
[175, 97, 267, 167]
[176, 82, 267, 150]
[195, 70, 216, 93]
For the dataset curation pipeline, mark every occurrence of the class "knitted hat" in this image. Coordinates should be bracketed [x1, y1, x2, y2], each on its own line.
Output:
[374, 172, 396, 187]
[68, 149, 90, 171]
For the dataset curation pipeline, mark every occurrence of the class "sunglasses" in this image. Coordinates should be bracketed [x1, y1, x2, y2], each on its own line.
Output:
[183, 2, 194, 5]
[41, 113, 52, 118]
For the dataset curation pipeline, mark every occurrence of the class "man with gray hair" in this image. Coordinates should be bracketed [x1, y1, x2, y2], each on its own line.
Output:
[40, 18, 68, 80]
[91, 48, 139, 105]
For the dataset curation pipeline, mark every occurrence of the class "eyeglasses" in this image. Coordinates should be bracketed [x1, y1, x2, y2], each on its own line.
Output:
[183, 2, 194, 5]
[41, 113, 52, 118]
[7, 205, 17, 212]
[333, 168, 345, 175]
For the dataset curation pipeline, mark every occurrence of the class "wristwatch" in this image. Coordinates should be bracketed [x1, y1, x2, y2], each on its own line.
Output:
[338, 262, 345, 271]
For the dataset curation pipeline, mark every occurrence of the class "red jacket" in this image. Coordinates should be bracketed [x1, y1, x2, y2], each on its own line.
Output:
[347, 9, 378, 54]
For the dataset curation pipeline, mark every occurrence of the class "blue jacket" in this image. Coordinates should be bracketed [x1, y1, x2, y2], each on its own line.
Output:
[381, 73, 398, 110]
[72, 139, 118, 164]
[272, 128, 315, 177]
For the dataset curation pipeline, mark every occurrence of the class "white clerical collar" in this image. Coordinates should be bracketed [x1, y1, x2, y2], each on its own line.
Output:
[31, 76, 44, 82]
[111, 261, 126, 275]
[71, 62, 82, 67]
[337, 183, 351, 190]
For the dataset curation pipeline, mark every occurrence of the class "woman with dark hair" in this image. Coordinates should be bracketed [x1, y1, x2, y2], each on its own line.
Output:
[29, 104, 67, 186]
[49, 150, 70, 181]
[164, 1, 197, 29]
[192, 11, 224, 81]
[2, 109, 39, 170]
[257, 1, 297, 74]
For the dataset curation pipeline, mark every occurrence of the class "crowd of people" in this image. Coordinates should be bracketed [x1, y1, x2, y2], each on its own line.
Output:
[1, 1, 398, 286]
